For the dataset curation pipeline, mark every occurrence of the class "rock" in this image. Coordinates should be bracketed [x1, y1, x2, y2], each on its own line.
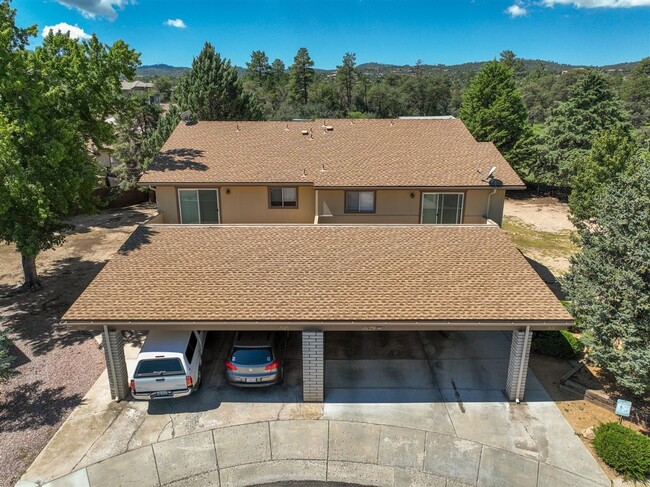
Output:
[582, 426, 595, 440]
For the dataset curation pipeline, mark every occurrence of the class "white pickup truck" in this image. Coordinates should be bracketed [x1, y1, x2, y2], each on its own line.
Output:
[130, 330, 206, 400]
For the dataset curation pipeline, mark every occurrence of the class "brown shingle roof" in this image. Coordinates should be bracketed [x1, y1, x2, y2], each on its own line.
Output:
[62, 225, 570, 326]
[139, 119, 525, 188]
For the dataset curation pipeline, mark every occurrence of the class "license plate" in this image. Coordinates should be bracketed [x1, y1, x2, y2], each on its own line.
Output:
[152, 390, 172, 397]
[245, 378, 257, 383]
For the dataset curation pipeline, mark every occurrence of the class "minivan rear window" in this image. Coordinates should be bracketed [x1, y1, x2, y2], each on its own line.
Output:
[135, 358, 185, 377]
[231, 347, 272, 365]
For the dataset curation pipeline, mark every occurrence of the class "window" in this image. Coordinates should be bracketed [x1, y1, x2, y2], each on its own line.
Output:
[345, 191, 375, 213]
[421, 193, 464, 224]
[178, 189, 219, 224]
[185, 332, 198, 363]
[269, 187, 298, 208]
[134, 358, 185, 377]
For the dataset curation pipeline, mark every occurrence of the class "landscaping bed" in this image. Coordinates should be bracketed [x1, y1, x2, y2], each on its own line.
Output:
[0, 204, 157, 487]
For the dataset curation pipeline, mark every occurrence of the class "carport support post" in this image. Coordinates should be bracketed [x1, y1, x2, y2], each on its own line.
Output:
[102, 326, 129, 402]
[302, 330, 324, 402]
[506, 326, 532, 402]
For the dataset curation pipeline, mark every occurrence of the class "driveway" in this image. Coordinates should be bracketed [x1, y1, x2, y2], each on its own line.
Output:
[21, 331, 609, 487]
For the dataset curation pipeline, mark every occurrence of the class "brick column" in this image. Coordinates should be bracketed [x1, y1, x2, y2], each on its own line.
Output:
[102, 327, 130, 402]
[506, 328, 533, 402]
[302, 330, 324, 402]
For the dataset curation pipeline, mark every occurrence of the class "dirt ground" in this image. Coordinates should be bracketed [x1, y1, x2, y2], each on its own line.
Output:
[0, 204, 157, 487]
[504, 194, 648, 481]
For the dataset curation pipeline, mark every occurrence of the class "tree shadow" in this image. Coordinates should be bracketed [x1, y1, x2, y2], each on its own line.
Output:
[150, 148, 208, 172]
[0, 379, 84, 432]
[0, 256, 107, 356]
[525, 256, 566, 300]
[64, 203, 157, 235]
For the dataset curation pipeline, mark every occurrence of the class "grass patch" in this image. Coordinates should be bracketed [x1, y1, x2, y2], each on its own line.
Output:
[502, 216, 579, 259]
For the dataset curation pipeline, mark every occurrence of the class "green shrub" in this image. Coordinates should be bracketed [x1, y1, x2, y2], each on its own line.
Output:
[0, 328, 15, 381]
[531, 330, 582, 359]
[593, 422, 650, 481]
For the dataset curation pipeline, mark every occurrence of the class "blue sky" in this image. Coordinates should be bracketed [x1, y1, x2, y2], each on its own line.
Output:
[14, 0, 650, 68]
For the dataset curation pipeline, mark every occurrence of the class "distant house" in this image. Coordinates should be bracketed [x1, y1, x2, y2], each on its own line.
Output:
[63, 117, 571, 403]
[120, 80, 159, 103]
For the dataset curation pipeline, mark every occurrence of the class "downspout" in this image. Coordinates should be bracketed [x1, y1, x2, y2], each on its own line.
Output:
[485, 187, 497, 223]
[514, 325, 531, 404]
[103, 325, 120, 402]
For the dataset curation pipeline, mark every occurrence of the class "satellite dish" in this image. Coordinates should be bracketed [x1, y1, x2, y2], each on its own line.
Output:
[486, 166, 497, 180]
[180, 110, 192, 122]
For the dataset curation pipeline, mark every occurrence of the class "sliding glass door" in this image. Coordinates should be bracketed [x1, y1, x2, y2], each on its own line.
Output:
[421, 193, 464, 224]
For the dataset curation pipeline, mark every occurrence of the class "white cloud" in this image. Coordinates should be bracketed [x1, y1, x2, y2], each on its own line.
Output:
[506, 4, 528, 17]
[55, 0, 135, 20]
[42, 22, 91, 39]
[164, 18, 187, 29]
[542, 0, 650, 6]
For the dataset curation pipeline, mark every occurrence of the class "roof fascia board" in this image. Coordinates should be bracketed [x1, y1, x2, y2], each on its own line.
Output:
[63, 319, 572, 332]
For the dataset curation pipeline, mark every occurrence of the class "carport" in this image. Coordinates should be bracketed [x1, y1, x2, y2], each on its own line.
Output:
[62, 224, 572, 403]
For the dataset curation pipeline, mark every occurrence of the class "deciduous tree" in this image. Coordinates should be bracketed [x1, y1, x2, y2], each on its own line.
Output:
[0, 1, 139, 290]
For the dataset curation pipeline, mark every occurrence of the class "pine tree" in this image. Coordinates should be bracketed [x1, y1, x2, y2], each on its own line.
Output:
[336, 52, 357, 113]
[563, 154, 650, 396]
[288, 47, 315, 105]
[569, 127, 637, 224]
[621, 57, 650, 129]
[536, 71, 630, 186]
[459, 60, 534, 175]
[174, 42, 261, 121]
[245, 50, 270, 84]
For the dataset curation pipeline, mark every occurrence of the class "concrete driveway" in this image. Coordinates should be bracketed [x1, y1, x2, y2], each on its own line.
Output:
[21, 331, 608, 487]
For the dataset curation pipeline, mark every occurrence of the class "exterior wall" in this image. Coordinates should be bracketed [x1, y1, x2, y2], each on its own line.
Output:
[464, 189, 506, 226]
[318, 189, 420, 224]
[156, 185, 506, 226]
[318, 188, 505, 225]
[156, 186, 180, 224]
[220, 186, 314, 224]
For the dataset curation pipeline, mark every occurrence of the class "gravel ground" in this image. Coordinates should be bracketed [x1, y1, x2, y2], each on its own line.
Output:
[0, 204, 157, 487]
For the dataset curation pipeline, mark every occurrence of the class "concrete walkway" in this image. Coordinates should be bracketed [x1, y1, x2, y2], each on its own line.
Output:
[17, 418, 607, 487]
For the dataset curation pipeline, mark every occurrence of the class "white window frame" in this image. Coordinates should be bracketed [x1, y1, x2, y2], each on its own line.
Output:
[420, 192, 464, 224]
[177, 188, 221, 224]
[269, 187, 298, 208]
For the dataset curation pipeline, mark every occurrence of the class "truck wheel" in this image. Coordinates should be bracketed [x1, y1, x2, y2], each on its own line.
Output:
[194, 369, 202, 391]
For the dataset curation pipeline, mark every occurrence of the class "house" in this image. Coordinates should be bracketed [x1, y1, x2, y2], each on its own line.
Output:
[120, 80, 160, 103]
[62, 118, 572, 403]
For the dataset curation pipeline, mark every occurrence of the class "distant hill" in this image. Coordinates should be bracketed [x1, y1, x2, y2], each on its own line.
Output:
[135, 64, 190, 79]
[136, 59, 640, 79]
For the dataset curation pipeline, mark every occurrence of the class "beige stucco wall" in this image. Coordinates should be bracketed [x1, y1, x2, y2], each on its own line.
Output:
[318, 189, 421, 224]
[318, 188, 506, 225]
[155, 186, 180, 224]
[155, 185, 506, 226]
[220, 186, 314, 224]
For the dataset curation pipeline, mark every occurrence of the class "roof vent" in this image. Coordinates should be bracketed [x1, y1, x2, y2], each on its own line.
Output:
[236, 124, 241, 132]
[285, 123, 290, 131]
[325, 125, 334, 131]
[301, 168, 307, 177]
[320, 163, 327, 172]
[301, 130, 309, 135]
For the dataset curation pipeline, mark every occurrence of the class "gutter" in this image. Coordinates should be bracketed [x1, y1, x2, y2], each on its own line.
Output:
[62, 319, 573, 332]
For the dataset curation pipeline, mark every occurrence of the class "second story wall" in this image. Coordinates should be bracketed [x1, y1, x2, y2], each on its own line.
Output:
[221, 186, 314, 224]
[155, 185, 315, 224]
[317, 188, 506, 225]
